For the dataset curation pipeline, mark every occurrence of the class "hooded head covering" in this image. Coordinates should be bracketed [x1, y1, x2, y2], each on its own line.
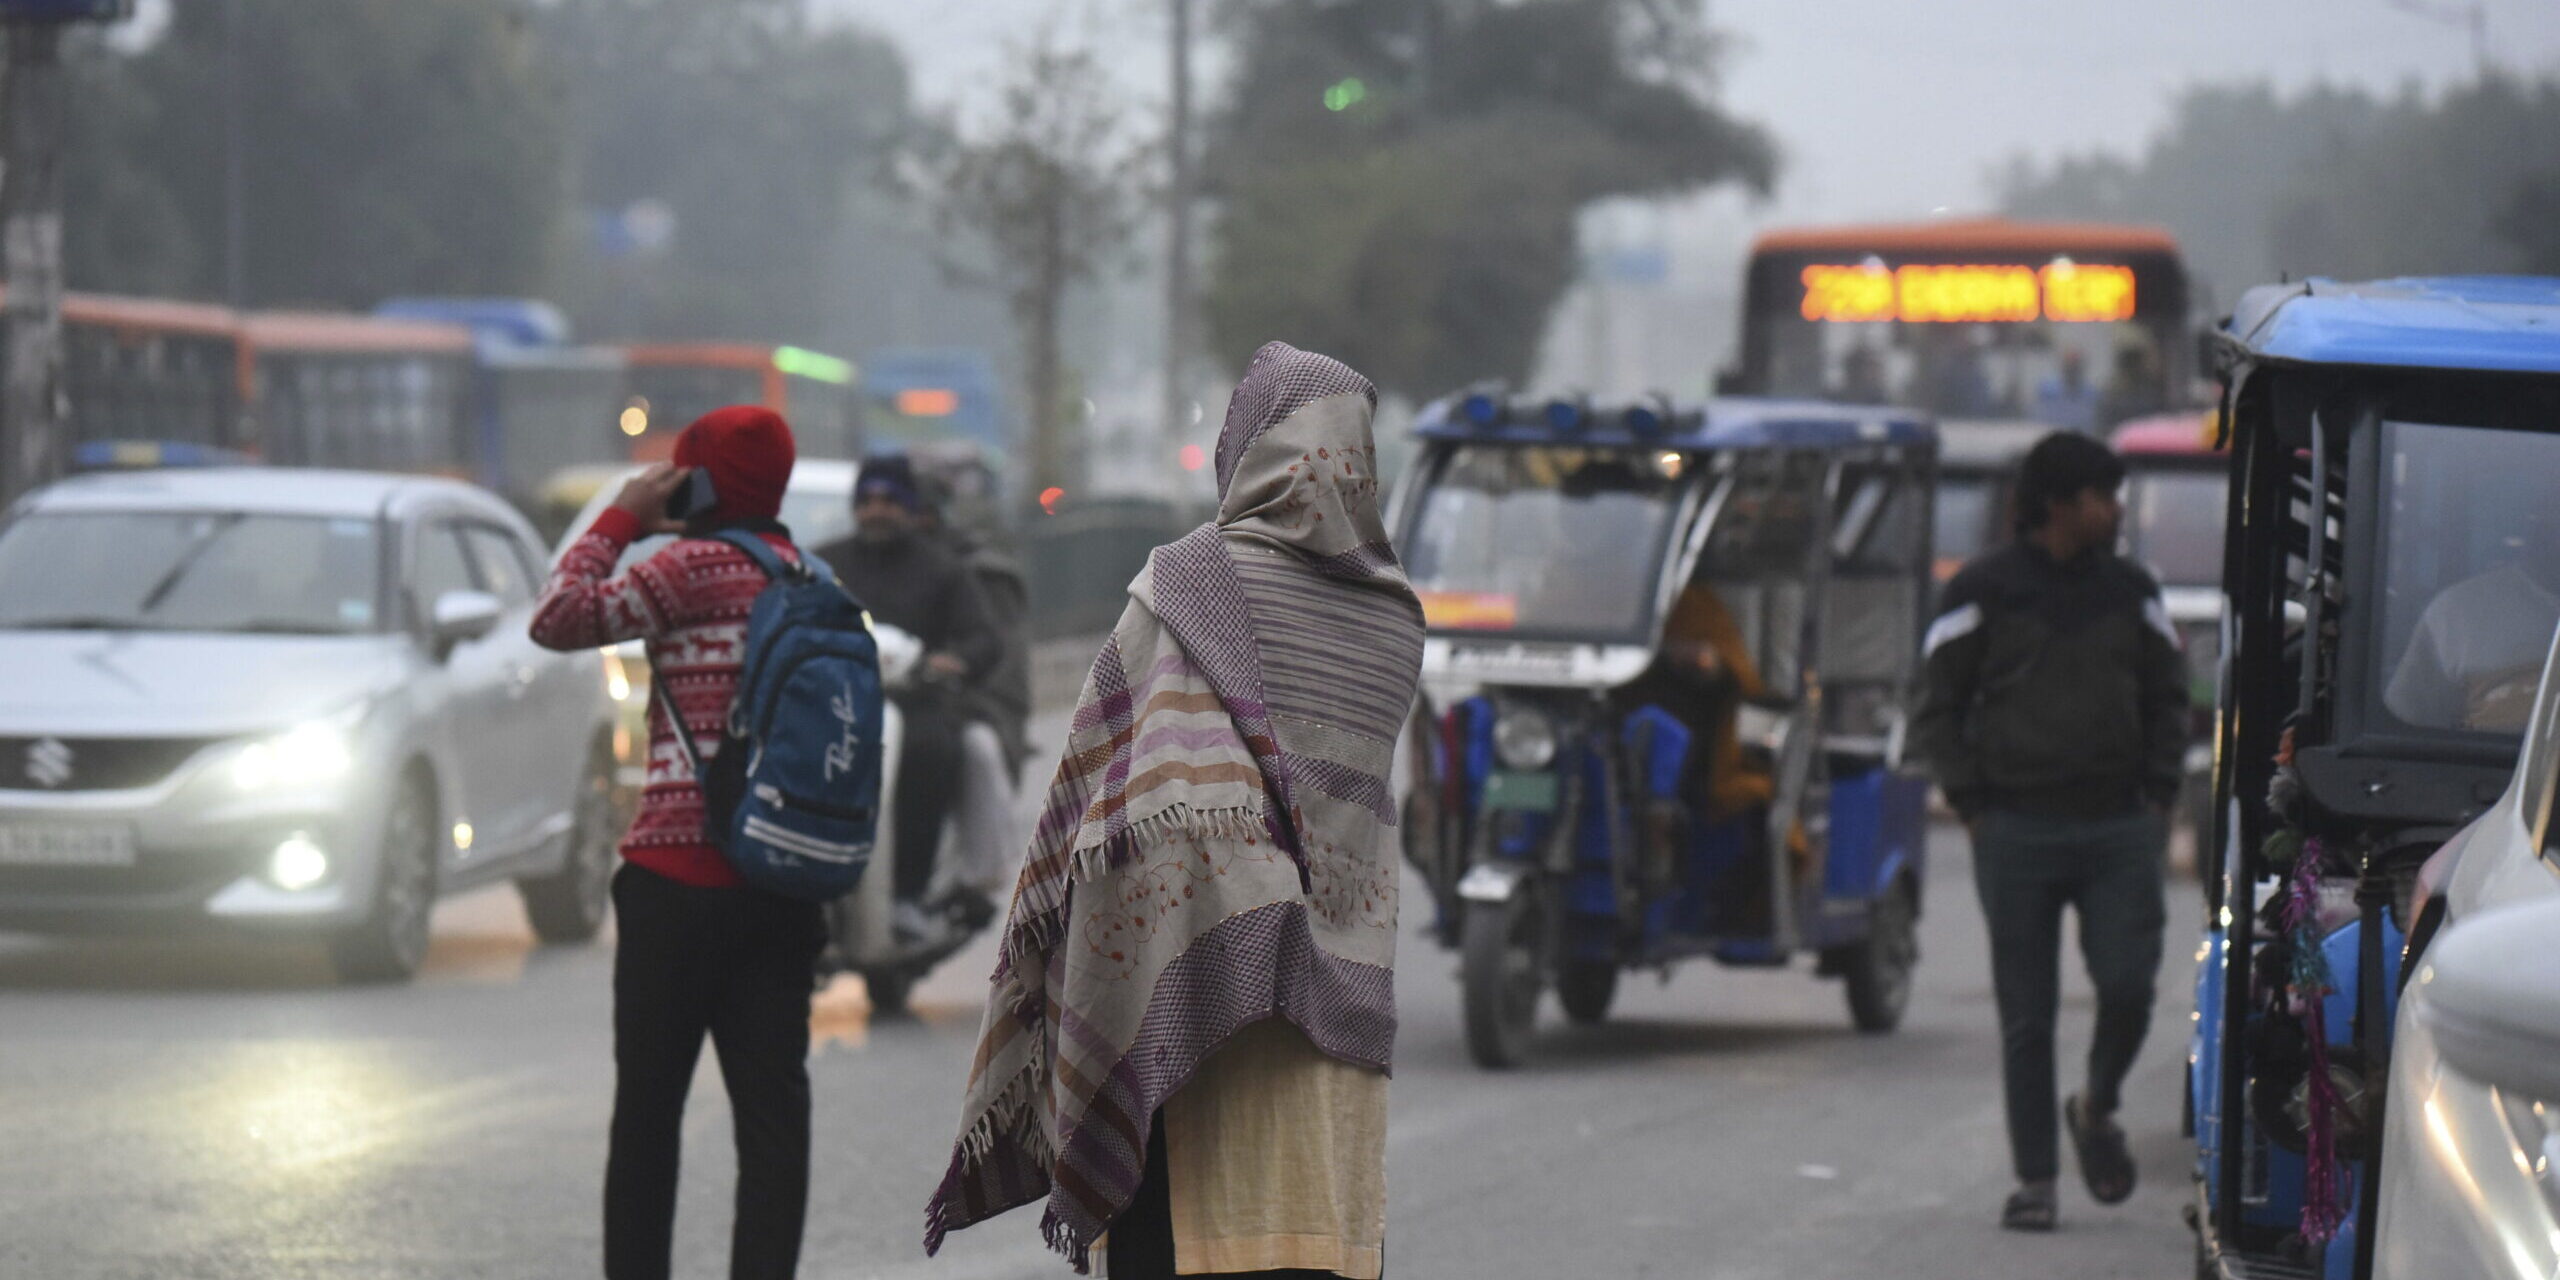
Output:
[926, 343, 1423, 1271]
[671, 405, 795, 521]
[852, 452, 926, 513]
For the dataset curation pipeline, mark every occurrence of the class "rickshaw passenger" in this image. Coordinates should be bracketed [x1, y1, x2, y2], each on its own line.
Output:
[1655, 583, 1774, 821]
[2383, 507, 2560, 732]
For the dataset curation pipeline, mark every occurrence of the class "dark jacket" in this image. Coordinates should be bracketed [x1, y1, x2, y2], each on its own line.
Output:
[814, 531, 1003, 683]
[1913, 540, 2189, 822]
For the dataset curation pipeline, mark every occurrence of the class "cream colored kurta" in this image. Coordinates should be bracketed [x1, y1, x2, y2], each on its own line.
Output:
[1162, 1018, 1387, 1278]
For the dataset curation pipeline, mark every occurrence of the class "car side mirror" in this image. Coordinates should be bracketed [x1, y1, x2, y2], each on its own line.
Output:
[429, 589, 503, 658]
[2418, 895, 2560, 1101]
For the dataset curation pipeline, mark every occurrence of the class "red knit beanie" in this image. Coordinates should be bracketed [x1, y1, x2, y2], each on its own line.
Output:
[672, 405, 795, 520]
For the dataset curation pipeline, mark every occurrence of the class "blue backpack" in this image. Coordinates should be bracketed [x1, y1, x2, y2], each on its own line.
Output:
[652, 530, 884, 901]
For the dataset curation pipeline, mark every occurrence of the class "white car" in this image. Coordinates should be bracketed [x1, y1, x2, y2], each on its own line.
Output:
[0, 468, 622, 982]
[2375, 624, 2560, 1276]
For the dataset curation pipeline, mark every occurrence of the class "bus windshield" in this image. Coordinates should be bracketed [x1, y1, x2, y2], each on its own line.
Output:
[1404, 445, 1689, 640]
[1733, 220, 2191, 430]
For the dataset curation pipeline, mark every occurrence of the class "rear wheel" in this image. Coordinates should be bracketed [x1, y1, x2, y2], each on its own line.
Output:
[1461, 887, 1546, 1069]
[1557, 960, 1617, 1026]
[519, 748, 619, 944]
[331, 773, 438, 985]
[1842, 881, 1919, 1034]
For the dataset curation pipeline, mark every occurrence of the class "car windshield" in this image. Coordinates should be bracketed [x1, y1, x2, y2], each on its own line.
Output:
[2373, 421, 2560, 739]
[0, 510, 382, 635]
[1403, 445, 1687, 639]
[2123, 467, 2225, 589]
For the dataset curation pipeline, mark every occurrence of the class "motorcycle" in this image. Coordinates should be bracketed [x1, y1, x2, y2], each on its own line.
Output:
[818, 621, 1015, 1014]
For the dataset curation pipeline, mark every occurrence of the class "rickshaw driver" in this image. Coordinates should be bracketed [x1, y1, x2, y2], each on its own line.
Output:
[2384, 505, 2560, 732]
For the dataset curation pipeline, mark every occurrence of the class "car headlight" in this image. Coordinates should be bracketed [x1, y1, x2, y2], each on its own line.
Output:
[1493, 706, 1558, 770]
[599, 645, 637, 704]
[2496, 1091, 2560, 1222]
[231, 722, 354, 791]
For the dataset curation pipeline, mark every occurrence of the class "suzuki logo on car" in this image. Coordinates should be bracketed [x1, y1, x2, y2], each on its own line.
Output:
[25, 737, 73, 789]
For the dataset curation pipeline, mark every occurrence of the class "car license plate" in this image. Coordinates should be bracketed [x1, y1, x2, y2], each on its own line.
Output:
[1482, 770, 1558, 813]
[0, 823, 136, 867]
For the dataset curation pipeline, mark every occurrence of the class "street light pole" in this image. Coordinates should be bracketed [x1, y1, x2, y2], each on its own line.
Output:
[1, 21, 68, 506]
[222, 0, 245, 313]
[1160, 0, 1194, 483]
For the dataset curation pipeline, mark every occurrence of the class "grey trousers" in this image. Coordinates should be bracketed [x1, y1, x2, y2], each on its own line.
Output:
[1969, 807, 2168, 1184]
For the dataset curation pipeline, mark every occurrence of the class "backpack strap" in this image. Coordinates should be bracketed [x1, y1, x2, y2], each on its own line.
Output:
[649, 674, 705, 783]
[710, 528, 812, 584]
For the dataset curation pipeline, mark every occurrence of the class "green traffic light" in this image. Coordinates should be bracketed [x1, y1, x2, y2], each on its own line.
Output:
[1323, 78, 1368, 112]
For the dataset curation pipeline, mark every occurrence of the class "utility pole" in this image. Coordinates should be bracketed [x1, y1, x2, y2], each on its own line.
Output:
[222, 0, 245, 313]
[0, 1, 128, 507]
[1160, 0, 1193, 485]
[2387, 0, 2491, 78]
[1, 23, 67, 506]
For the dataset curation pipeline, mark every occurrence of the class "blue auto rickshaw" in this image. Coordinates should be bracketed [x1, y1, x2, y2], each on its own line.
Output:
[2189, 277, 2560, 1279]
[1390, 392, 1938, 1068]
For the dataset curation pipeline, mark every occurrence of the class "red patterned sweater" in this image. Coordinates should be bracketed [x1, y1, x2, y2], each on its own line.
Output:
[530, 506, 799, 887]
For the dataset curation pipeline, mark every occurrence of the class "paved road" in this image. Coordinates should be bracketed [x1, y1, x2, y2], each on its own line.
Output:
[0, 710, 2205, 1279]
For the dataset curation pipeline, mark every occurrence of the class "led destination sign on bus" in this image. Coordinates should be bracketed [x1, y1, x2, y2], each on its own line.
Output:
[1799, 261, 2137, 324]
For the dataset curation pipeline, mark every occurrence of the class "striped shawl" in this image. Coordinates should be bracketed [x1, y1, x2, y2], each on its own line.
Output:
[924, 344, 1424, 1271]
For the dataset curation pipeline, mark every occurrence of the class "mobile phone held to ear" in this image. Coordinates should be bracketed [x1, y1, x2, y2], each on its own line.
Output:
[663, 468, 718, 522]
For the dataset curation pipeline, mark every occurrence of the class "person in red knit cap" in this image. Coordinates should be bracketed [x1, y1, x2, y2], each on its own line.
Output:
[532, 405, 821, 1280]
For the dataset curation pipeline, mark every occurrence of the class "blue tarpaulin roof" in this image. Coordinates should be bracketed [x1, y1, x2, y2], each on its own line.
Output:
[2224, 276, 2560, 376]
[1413, 394, 1933, 450]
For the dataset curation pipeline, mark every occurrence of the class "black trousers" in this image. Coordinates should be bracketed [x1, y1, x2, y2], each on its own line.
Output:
[604, 864, 826, 1280]
[892, 691, 963, 902]
[1105, 1114, 1346, 1280]
[1969, 808, 2168, 1184]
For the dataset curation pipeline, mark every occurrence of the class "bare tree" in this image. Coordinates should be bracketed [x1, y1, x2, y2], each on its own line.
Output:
[934, 37, 1145, 500]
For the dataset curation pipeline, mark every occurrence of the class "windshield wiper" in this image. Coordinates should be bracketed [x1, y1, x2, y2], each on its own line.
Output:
[2, 616, 156, 631]
[136, 512, 248, 615]
[221, 619, 351, 636]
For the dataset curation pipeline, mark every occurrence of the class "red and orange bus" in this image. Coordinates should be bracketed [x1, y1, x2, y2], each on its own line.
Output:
[1727, 217, 2194, 427]
[619, 342, 859, 462]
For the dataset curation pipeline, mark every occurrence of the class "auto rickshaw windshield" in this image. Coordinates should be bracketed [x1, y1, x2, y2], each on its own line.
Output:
[2372, 419, 2560, 740]
[1405, 444, 1690, 640]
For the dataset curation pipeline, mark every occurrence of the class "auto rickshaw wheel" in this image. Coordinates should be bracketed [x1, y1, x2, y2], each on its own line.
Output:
[1558, 961, 1617, 1025]
[1461, 891, 1545, 1069]
[1842, 880, 1918, 1034]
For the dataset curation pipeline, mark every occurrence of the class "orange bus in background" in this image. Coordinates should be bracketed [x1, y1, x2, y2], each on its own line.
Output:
[242, 311, 479, 475]
[619, 342, 859, 462]
[1727, 217, 2194, 428]
[4, 290, 249, 456]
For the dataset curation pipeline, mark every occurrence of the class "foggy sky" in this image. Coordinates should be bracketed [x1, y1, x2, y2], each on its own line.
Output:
[821, 0, 2560, 221]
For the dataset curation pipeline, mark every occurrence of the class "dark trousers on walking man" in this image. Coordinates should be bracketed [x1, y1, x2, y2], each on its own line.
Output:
[606, 865, 825, 1280]
[1911, 431, 2189, 1229]
[1970, 808, 2167, 1187]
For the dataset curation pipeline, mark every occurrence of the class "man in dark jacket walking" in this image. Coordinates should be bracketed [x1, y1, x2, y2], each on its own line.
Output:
[1913, 431, 2187, 1231]
[814, 454, 1002, 936]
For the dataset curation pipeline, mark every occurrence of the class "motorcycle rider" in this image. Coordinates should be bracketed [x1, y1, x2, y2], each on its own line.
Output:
[814, 454, 1003, 940]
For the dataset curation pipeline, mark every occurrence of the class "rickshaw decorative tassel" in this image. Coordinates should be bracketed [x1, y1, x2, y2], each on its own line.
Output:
[2276, 838, 2346, 1244]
